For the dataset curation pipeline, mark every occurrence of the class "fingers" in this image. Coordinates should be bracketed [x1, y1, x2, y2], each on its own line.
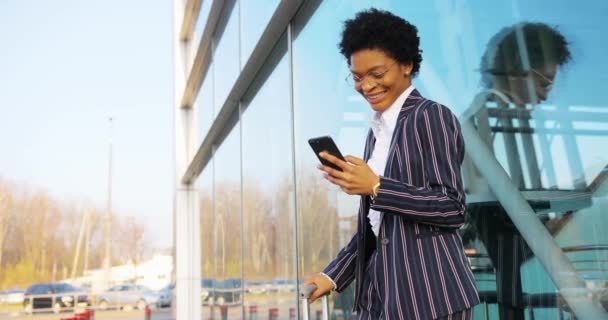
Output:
[344, 155, 365, 165]
[319, 152, 351, 171]
[308, 284, 329, 304]
[303, 274, 332, 303]
[318, 163, 348, 181]
[316, 153, 375, 195]
[324, 174, 354, 194]
[309, 290, 321, 303]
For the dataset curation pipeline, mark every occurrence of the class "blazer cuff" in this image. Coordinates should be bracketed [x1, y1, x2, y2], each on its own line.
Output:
[319, 272, 337, 291]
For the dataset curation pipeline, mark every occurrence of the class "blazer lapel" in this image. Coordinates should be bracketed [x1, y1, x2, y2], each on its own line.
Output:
[363, 128, 375, 162]
[385, 89, 424, 175]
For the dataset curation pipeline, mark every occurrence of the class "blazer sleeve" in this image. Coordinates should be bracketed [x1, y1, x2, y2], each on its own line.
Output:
[322, 232, 358, 292]
[370, 103, 466, 228]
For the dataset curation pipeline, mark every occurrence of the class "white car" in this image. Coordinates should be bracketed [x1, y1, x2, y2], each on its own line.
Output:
[0, 288, 25, 304]
[96, 284, 159, 311]
[156, 284, 173, 308]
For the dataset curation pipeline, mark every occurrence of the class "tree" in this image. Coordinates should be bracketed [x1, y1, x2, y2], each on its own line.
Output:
[0, 177, 152, 289]
[0, 179, 15, 276]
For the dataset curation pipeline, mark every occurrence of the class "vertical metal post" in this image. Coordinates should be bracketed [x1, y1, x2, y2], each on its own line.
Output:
[483, 301, 489, 320]
[520, 116, 542, 189]
[300, 297, 311, 320]
[103, 117, 113, 290]
[499, 106, 525, 188]
[534, 109, 558, 188]
[174, 0, 201, 320]
[560, 107, 587, 189]
[321, 295, 330, 319]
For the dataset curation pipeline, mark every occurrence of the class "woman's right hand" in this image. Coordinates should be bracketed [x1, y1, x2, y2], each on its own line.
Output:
[303, 273, 334, 303]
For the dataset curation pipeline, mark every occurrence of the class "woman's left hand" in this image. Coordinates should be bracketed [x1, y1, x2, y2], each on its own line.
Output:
[317, 152, 379, 195]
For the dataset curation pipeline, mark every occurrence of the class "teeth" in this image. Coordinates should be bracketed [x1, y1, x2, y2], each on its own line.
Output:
[367, 93, 383, 99]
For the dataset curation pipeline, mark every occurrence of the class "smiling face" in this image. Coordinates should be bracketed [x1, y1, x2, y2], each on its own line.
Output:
[349, 48, 413, 112]
[496, 64, 557, 105]
[527, 64, 557, 103]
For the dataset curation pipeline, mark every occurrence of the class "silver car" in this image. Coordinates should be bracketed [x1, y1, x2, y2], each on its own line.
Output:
[96, 284, 159, 311]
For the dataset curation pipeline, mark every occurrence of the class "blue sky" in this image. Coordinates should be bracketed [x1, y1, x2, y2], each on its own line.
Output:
[0, 0, 173, 247]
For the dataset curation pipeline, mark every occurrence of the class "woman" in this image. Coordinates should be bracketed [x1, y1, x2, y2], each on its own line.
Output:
[304, 8, 479, 319]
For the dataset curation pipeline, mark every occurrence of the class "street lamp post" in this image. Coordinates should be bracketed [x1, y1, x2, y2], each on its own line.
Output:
[103, 117, 113, 289]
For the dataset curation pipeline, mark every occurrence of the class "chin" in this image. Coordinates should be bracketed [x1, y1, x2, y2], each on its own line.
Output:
[370, 102, 389, 112]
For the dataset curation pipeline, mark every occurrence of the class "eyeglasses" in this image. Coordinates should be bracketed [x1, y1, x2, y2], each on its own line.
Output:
[345, 61, 398, 88]
[529, 69, 554, 88]
[486, 68, 554, 88]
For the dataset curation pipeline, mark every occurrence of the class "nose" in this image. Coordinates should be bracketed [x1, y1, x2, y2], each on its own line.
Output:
[359, 79, 376, 92]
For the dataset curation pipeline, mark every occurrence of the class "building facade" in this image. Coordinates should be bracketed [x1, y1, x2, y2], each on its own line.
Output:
[173, 1, 608, 319]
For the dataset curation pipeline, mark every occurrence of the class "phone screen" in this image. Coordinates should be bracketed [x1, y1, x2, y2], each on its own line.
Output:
[308, 136, 345, 171]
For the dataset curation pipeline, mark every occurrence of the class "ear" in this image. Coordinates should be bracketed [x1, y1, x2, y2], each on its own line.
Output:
[400, 62, 413, 77]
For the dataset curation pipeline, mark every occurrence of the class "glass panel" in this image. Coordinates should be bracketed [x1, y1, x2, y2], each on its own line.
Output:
[198, 60, 214, 143]
[212, 0, 240, 118]
[293, 1, 608, 319]
[239, 0, 280, 68]
[199, 164, 213, 320]
[292, 3, 376, 319]
[211, 126, 242, 319]
[241, 34, 295, 319]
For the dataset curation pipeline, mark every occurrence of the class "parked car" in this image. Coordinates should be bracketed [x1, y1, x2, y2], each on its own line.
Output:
[201, 278, 213, 305]
[270, 278, 296, 293]
[0, 288, 25, 304]
[245, 281, 269, 295]
[23, 283, 89, 314]
[200, 278, 242, 306]
[156, 283, 173, 308]
[96, 284, 159, 311]
[213, 278, 242, 306]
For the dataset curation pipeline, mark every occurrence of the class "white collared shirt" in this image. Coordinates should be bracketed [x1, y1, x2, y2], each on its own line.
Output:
[367, 85, 415, 237]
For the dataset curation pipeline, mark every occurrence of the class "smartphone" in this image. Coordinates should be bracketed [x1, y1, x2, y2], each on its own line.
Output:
[308, 136, 346, 171]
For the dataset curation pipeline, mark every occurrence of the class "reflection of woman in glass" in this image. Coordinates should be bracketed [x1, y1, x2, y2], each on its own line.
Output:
[466, 22, 572, 190]
[304, 9, 479, 319]
[463, 22, 573, 319]
[480, 22, 571, 106]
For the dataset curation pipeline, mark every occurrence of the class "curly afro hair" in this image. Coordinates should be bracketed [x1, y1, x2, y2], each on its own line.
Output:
[339, 8, 423, 77]
[480, 22, 571, 87]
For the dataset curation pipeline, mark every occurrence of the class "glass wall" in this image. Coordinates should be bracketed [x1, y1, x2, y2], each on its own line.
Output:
[198, 164, 213, 320]
[241, 34, 297, 319]
[197, 60, 214, 143]
[239, 0, 280, 67]
[291, 3, 376, 318]
[211, 127, 242, 319]
[191, 1, 608, 319]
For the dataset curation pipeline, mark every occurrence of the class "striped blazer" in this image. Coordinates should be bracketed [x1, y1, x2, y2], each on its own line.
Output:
[323, 89, 479, 319]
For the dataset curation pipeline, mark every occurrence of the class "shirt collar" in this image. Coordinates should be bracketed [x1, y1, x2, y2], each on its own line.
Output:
[372, 85, 415, 132]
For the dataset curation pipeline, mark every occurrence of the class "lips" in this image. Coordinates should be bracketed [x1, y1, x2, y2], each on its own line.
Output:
[365, 91, 387, 104]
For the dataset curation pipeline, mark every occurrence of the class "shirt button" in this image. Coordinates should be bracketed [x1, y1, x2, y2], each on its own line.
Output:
[381, 238, 389, 245]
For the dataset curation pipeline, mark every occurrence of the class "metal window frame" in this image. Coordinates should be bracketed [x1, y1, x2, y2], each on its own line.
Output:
[173, 1, 204, 320]
[181, 0, 310, 184]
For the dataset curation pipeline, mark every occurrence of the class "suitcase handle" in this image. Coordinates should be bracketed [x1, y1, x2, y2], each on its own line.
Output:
[299, 284, 330, 320]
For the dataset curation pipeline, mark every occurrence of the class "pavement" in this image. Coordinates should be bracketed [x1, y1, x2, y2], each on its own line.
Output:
[0, 308, 173, 320]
